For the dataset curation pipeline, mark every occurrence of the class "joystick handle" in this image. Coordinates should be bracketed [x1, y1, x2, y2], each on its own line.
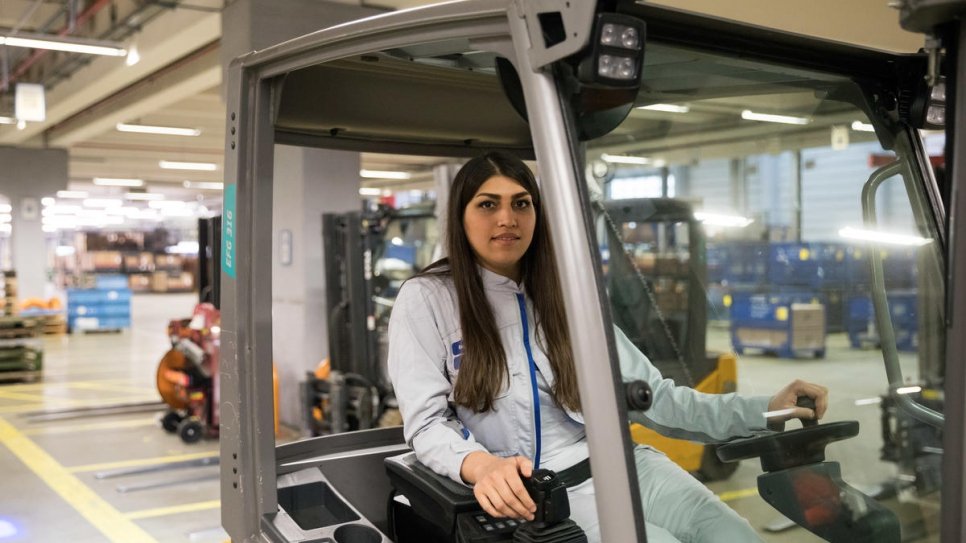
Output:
[797, 396, 817, 427]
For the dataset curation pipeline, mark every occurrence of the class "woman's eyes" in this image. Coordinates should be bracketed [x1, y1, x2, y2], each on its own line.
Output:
[477, 199, 531, 210]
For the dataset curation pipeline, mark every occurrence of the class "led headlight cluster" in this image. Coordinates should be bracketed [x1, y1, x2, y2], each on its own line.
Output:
[577, 14, 646, 88]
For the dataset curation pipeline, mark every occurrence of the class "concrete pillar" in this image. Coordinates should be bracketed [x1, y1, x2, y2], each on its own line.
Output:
[222, 0, 383, 430]
[0, 147, 68, 300]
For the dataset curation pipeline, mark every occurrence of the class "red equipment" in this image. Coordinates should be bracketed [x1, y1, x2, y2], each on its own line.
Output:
[156, 303, 220, 443]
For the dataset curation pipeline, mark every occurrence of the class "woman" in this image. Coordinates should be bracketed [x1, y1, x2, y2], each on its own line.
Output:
[387, 151, 828, 542]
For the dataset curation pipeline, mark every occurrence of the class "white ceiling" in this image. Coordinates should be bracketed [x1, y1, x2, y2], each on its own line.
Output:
[0, 0, 926, 215]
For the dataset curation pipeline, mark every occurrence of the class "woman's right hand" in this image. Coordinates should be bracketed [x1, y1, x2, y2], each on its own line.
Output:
[460, 452, 536, 521]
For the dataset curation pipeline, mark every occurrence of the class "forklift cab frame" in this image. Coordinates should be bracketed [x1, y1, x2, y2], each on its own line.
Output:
[220, 1, 966, 541]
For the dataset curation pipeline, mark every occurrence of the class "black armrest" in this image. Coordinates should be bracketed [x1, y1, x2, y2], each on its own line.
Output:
[384, 452, 480, 535]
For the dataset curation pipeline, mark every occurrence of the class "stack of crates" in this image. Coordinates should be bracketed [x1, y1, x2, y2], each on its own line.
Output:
[67, 274, 132, 332]
[730, 291, 826, 358]
[847, 290, 918, 352]
[0, 273, 43, 382]
[1, 271, 16, 317]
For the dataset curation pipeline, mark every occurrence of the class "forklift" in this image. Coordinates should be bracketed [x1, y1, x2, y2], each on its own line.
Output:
[599, 197, 739, 481]
[220, 1, 963, 542]
[305, 204, 437, 435]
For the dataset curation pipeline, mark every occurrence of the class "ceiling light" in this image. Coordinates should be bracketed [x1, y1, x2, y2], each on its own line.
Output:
[93, 177, 144, 187]
[601, 153, 650, 165]
[159, 160, 217, 171]
[741, 110, 810, 125]
[149, 200, 187, 209]
[360, 169, 411, 180]
[851, 121, 875, 132]
[896, 385, 923, 395]
[0, 33, 127, 56]
[0, 224, 11, 233]
[117, 122, 200, 136]
[56, 190, 88, 199]
[694, 211, 754, 228]
[83, 198, 123, 208]
[636, 103, 690, 113]
[182, 181, 223, 190]
[359, 187, 383, 196]
[0, 204, 11, 213]
[124, 192, 165, 201]
[0, 116, 14, 124]
[0, 214, 11, 223]
[41, 197, 55, 206]
[839, 226, 931, 246]
[125, 44, 140, 66]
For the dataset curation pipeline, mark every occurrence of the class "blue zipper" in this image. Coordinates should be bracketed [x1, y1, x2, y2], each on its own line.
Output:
[516, 293, 541, 469]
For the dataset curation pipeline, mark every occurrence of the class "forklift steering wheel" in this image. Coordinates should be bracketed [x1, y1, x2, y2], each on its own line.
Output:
[717, 397, 859, 472]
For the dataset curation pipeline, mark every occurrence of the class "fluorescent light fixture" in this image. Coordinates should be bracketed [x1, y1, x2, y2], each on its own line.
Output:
[125, 44, 140, 66]
[117, 122, 200, 137]
[601, 153, 650, 165]
[0, 214, 11, 223]
[41, 197, 55, 206]
[55, 246, 76, 257]
[694, 211, 754, 228]
[851, 120, 875, 132]
[854, 397, 883, 406]
[896, 385, 923, 395]
[93, 177, 144, 187]
[159, 160, 217, 171]
[0, 204, 10, 213]
[0, 224, 11, 233]
[149, 200, 187, 209]
[0, 116, 14, 124]
[359, 187, 383, 196]
[43, 205, 80, 215]
[838, 226, 931, 246]
[124, 192, 165, 201]
[56, 190, 88, 199]
[636, 103, 690, 113]
[741, 109, 810, 125]
[182, 181, 223, 190]
[360, 169, 411, 180]
[0, 33, 127, 56]
[83, 198, 123, 208]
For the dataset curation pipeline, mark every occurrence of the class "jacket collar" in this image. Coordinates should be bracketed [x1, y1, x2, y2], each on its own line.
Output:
[478, 265, 524, 294]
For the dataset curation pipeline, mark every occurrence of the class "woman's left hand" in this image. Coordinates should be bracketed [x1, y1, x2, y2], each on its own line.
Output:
[766, 379, 829, 430]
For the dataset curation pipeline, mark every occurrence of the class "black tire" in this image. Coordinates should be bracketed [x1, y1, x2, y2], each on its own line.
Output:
[161, 411, 183, 433]
[696, 444, 739, 482]
[178, 417, 204, 444]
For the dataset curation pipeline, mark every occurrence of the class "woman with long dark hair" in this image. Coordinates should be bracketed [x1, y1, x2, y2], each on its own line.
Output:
[388, 151, 827, 542]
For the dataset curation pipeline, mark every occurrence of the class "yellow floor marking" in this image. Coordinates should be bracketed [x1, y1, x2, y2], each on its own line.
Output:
[71, 382, 158, 395]
[0, 389, 65, 403]
[69, 450, 218, 473]
[0, 416, 158, 543]
[719, 487, 760, 502]
[23, 417, 158, 436]
[124, 499, 220, 520]
[0, 393, 160, 411]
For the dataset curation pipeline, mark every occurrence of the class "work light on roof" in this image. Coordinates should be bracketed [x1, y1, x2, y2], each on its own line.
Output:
[576, 13, 646, 88]
[600, 23, 640, 50]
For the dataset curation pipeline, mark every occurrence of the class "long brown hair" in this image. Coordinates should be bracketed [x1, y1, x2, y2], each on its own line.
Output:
[419, 152, 580, 413]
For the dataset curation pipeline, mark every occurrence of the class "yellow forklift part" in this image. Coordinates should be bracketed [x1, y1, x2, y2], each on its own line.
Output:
[630, 353, 738, 473]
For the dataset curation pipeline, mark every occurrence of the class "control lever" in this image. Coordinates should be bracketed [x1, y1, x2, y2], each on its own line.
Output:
[512, 470, 587, 543]
[797, 396, 817, 427]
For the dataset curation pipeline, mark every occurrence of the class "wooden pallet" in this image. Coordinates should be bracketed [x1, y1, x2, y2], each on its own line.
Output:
[0, 369, 42, 383]
[0, 318, 40, 339]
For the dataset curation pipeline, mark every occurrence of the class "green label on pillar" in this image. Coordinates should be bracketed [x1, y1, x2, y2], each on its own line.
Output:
[223, 184, 237, 279]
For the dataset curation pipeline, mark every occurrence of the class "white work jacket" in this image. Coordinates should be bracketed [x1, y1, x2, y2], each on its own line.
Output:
[387, 266, 771, 485]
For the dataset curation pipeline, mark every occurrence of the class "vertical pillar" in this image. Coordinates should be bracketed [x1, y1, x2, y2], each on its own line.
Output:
[432, 162, 461, 259]
[0, 147, 68, 300]
[222, 0, 383, 430]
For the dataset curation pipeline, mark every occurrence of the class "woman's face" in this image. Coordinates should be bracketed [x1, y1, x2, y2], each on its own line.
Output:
[463, 175, 536, 282]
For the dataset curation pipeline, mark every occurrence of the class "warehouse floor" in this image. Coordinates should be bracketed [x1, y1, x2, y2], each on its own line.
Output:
[0, 295, 941, 542]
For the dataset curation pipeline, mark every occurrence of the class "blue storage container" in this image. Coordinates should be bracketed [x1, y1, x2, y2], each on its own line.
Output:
[730, 291, 826, 358]
[66, 285, 132, 332]
[95, 274, 130, 290]
[847, 290, 918, 352]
